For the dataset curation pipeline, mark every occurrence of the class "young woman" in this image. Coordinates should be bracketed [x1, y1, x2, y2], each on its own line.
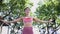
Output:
[0, 7, 51, 34]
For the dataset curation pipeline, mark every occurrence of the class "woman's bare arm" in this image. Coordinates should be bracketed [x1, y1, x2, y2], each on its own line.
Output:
[33, 17, 50, 23]
[0, 17, 23, 24]
[10, 17, 23, 23]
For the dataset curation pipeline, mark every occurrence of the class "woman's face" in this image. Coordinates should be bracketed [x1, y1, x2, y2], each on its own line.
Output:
[25, 8, 30, 15]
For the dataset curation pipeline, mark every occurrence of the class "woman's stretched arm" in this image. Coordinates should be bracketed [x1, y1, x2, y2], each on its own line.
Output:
[33, 17, 51, 23]
[0, 17, 23, 24]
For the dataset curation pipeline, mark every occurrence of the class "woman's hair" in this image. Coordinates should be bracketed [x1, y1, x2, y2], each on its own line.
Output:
[24, 7, 31, 11]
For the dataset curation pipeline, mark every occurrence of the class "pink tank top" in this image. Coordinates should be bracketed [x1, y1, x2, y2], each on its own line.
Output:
[23, 17, 33, 23]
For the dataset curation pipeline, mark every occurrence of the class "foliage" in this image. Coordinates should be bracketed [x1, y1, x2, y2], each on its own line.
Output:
[35, 0, 60, 33]
[0, 0, 33, 26]
[36, 0, 60, 20]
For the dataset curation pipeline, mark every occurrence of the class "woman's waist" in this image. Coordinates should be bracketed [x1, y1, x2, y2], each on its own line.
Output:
[24, 23, 33, 27]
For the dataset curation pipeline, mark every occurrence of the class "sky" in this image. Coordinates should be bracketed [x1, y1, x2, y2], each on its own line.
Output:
[29, 0, 44, 16]
[30, 0, 44, 12]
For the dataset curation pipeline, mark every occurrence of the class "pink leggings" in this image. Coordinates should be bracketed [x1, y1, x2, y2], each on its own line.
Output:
[22, 27, 33, 34]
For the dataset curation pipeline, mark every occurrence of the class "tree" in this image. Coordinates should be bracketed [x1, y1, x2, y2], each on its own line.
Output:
[36, 0, 60, 34]
[0, 0, 33, 34]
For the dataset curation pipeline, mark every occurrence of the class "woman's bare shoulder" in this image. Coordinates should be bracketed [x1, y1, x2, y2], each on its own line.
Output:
[20, 16, 25, 19]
